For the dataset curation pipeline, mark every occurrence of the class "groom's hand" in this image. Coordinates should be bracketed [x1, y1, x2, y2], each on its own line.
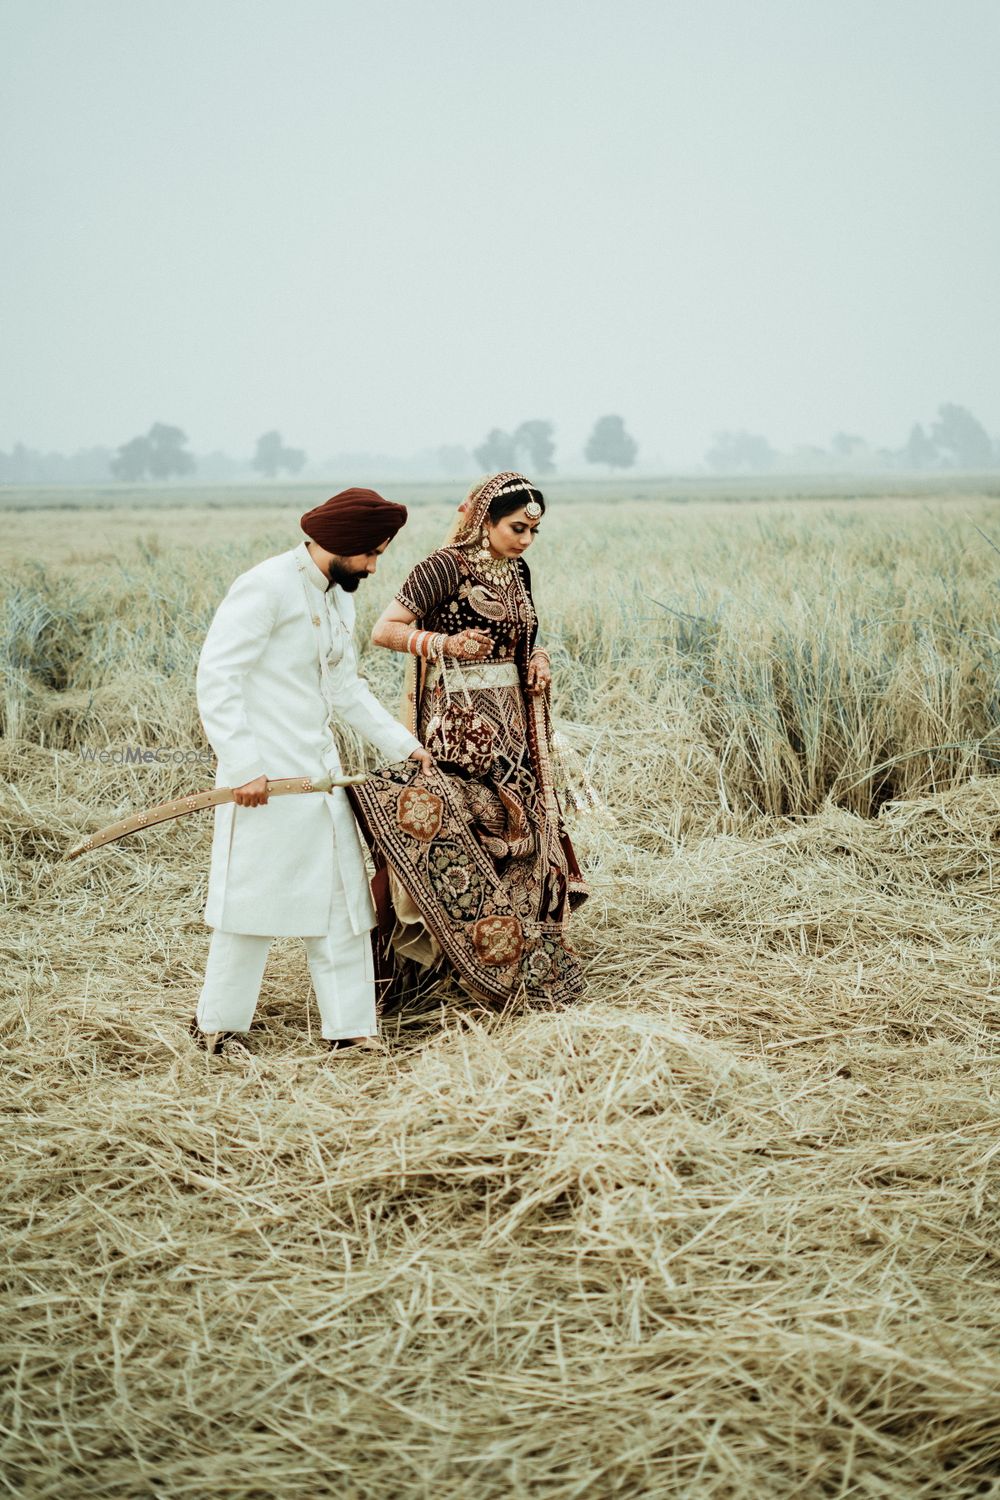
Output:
[409, 747, 434, 774]
[233, 774, 269, 807]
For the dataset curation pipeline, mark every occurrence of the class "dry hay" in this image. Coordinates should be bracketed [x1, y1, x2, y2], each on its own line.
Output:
[4, 740, 999, 1497]
[3, 496, 1000, 1496]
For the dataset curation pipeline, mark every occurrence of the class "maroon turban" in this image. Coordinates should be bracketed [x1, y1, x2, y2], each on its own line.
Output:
[300, 488, 408, 554]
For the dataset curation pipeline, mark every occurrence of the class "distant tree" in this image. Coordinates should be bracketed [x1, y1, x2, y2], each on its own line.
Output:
[513, 419, 556, 474]
[0, 443, 33, 484]
[197, 450, 247, 483]
[112, 423, 195, 481]
[705, 430, 775, 474]
[473, 428, 519, 471]
[585, 415, 637, 472]
[436, 445, 473, 478]
[146, 423, 195, 479]
[902, 422, 938, 470]
[252, 430, 306, 478]
[111, 435, 153, 481]
[0, 444, 114, 484]
[831, 432, 865, 458]
[472, 419, 558, 475]
[67, 446, 114, 482]
[931, 403, 994, 469]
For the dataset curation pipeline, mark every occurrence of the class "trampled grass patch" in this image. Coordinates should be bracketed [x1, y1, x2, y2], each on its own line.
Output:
[2, 488, 999, 1497]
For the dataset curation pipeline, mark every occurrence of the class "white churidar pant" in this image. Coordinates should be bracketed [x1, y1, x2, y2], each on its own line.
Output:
[196, 854, 377, 1040]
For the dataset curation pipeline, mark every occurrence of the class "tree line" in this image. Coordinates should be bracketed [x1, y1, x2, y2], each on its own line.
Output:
[0, 428, 312, 484]
[705, 404, 999, 474]
[0, 413, 641, 483]
[109, 426, 306, 481]
[3, 402, 998, 484]
[470, 416, 638, 474]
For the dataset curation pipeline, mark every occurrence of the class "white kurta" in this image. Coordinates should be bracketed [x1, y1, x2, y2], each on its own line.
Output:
[196, 543, 419, 937]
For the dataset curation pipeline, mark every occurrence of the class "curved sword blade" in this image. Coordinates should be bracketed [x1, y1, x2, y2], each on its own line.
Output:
[64, 772, 368, 860]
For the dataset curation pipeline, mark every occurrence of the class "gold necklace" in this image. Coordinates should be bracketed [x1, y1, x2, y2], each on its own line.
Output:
[476, 554, 514, 586]
[470, 536, 514, 587]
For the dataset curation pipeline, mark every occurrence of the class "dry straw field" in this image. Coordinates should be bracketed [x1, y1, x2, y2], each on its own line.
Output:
[2, 481, 999, 1498]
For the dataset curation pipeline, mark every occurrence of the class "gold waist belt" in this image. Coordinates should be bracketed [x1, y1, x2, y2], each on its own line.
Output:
[425, 660, 520, 691]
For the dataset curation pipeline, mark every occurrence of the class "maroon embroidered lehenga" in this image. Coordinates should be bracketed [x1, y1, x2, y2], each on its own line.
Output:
[350, 512, 587, 1007]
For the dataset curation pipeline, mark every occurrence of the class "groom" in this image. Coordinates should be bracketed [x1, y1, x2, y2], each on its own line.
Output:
[192, 487, 431, 1055]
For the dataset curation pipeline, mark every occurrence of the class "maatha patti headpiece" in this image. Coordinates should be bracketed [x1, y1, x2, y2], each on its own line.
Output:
[448, 471, 541, 546]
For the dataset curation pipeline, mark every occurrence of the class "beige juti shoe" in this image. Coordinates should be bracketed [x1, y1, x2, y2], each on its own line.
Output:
[189, 1016, 251, 1056]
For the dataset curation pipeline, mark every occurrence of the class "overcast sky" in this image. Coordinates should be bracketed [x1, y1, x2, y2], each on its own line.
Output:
[2, 0, 998, 467]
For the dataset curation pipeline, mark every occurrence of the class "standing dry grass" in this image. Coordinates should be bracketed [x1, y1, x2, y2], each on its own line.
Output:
[2, 488, 999, 1498]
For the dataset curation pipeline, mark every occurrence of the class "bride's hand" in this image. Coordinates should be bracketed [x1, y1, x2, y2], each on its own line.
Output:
[526, 652, 552, 694]
[445, 628, 492, 660]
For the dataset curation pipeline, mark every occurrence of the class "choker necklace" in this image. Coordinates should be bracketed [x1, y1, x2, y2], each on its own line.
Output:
[473, 546, 514, 587]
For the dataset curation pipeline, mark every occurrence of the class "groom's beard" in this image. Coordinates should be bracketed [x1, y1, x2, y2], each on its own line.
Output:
[326, 560, 367, 592]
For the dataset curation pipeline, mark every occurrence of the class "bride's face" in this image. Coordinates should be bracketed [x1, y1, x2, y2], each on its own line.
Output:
[485, 506, 542, 559]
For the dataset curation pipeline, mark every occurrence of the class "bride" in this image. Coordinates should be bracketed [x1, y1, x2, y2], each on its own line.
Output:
[350, 471, 587, 1006]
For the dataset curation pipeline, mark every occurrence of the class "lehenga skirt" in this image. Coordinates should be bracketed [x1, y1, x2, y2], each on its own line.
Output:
[349, 670, 585, 1007]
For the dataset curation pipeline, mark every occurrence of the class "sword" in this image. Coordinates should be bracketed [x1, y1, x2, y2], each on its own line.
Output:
[64, 772, 367, 861]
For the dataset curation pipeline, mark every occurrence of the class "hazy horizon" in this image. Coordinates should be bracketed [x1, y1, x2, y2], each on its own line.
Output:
[3, 0, 998, 469]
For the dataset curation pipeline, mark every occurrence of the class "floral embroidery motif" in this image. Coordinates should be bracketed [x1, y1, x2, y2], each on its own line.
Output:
[427, 841, 486, 921]
[472, 915, 524, 967]
[522, 939, 558, 984]
[397, 786, 443, 842]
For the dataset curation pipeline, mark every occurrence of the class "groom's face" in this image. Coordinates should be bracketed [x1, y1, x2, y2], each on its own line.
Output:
[328, 540, 390, 591]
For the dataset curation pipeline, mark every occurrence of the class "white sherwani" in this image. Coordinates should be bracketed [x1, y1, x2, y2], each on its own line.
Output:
[196, 542, 419, 938]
